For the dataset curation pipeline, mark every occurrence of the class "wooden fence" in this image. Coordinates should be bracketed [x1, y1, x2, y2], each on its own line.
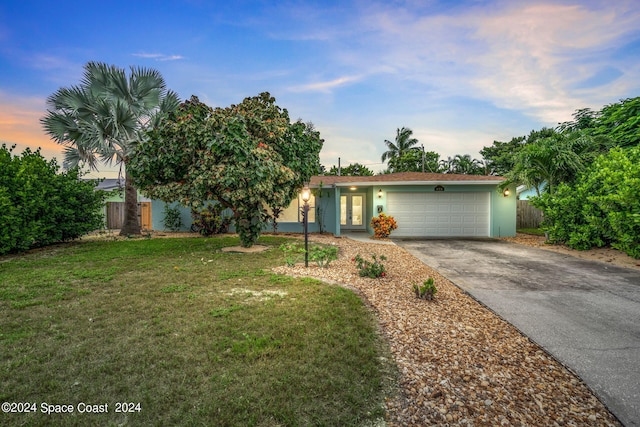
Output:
[106, 202, 151, 230]
[517, 200, 543, 229]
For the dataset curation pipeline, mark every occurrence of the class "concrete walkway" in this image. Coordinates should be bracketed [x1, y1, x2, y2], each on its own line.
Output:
[394, 238, 640, 427]
[341, 231, 396, 245]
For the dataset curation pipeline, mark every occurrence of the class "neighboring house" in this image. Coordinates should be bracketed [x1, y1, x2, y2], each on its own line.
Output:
[151, 172, 516, 238]
[516, 183, 547, 200]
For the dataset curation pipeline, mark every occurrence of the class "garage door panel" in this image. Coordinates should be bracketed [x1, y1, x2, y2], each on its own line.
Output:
[388, 192, 489, 237]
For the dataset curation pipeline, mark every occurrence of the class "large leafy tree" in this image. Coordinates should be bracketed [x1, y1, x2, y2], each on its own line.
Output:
[325, 162, 374, 176]
[558, 97, 640, 148]
[480, 136, 526, 176]
[130, 93, 323, 247]
[41, 61, 179, 235]
[381, 127, 419, 164]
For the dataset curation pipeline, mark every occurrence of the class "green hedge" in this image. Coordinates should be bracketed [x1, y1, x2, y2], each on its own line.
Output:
[532, 146, 640, 258]
[0, 145, 106, 255]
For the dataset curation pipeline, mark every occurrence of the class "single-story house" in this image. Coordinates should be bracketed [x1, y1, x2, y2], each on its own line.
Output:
[149, 172, 516, 238]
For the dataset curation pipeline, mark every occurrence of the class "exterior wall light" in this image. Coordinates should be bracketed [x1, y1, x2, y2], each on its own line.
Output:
[378, 189, 383, 198]
[503, 188, 511, 197]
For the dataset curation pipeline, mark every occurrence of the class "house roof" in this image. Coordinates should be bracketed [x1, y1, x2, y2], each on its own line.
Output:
[93, 178, 125, 191]
[309, 172, 504, 187]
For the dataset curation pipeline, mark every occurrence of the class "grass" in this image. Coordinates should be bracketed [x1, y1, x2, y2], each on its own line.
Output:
[517, 227, 546, 236]
[0, 236, 396, 426]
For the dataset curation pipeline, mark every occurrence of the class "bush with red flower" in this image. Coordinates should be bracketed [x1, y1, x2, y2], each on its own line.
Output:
[353, 254, 387, 278]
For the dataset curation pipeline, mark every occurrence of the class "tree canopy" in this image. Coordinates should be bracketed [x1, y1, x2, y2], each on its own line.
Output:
[325, 162, 374, 176]
[130, 93, 323, 247]
[558, 97, 640, 148]
[384, 149, 441, 173]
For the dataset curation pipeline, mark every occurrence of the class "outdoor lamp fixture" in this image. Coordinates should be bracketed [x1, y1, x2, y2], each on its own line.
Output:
[378, 189, 383, 199]
[503, 188, 511, 197]
[301, 186, 311, 267]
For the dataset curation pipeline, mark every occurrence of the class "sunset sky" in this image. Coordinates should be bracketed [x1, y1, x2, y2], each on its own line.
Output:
[1, 0, 639, 178]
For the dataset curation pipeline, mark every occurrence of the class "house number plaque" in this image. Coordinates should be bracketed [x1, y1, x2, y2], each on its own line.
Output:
[434, 185, 445, 192]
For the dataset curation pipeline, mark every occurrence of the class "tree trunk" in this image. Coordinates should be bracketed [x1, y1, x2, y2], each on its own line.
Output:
[119, 169, 142, 236]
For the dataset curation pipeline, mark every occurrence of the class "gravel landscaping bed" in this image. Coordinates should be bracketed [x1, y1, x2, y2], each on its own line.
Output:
[273, 235, 621, 426]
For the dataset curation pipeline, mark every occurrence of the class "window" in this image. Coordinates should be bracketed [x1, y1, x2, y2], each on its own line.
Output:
[277, 194, 315, 223]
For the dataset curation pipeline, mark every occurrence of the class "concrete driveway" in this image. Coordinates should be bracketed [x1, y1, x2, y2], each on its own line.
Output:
[393, 238, 640, 427]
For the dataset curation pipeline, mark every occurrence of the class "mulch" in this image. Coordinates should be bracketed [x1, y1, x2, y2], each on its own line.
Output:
[273, 235, 621, 426]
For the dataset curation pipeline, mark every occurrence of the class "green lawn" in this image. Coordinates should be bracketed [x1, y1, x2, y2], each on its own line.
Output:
[517, 227, 546, 236]
[0, 236, 396, 426]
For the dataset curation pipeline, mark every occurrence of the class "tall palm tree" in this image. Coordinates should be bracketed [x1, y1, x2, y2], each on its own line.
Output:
[42, 62, 179, 235]
[381, 127, 419, 164]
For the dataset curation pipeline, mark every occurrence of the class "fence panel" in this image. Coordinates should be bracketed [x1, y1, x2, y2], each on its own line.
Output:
[517, 200, 543, 229]
[106, 202, 151, 230]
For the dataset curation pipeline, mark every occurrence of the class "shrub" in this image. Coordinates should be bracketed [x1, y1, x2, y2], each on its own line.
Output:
[413, 278, 437, 300]
[280, 242, 306, 267]
[162, 203, 183, 231]
[191, 204, 232, 236]
[308, 245, 339, 268]
[370, 213, 398, 238]
[353, 254, 387, 278]
[0, 144, 106, 255]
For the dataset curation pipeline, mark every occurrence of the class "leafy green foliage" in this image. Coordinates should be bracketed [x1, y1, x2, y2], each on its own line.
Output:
[413, 278, 437, 300]
[325, 162, 374, 176]
[308, 245, 339, 268]
[190, 204, 232, 236]
[162, 203, 183, 231]
[131, 93, 323, 247]
[440, 154, 487, 175]
[532, 146, 640, 258]
[0, 144, 105, 255]
[353, 254, 387, 278]
[279, 242, 306, 266]
[384, 149, 441, 173]
[559, 97, 640, 148]
[503, 129, 612, 195]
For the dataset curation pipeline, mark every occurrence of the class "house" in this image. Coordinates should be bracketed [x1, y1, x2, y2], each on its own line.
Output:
[150, 172, 516, 238]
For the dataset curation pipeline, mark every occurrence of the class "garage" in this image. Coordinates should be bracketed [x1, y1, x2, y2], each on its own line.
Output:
[387, 192, 490, 237]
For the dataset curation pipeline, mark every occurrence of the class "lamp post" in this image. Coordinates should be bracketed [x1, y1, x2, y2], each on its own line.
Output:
[301, 186, 311, 267]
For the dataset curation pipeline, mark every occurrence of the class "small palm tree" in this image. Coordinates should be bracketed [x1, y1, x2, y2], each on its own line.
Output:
[381, 127, 419, 164]
[42, 62, 179, 235]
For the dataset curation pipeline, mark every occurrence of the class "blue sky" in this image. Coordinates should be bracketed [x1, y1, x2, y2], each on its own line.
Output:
[1, 0, 639, 177]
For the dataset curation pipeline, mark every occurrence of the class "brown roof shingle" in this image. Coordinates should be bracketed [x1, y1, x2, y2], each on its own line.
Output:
[309, 172, 504, 186]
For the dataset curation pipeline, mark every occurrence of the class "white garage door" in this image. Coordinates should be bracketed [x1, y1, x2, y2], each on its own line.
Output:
[387, 192, 490, 237]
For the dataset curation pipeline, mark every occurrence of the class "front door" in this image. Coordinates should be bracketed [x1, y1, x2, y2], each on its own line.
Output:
[340, 193, 366, 230]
